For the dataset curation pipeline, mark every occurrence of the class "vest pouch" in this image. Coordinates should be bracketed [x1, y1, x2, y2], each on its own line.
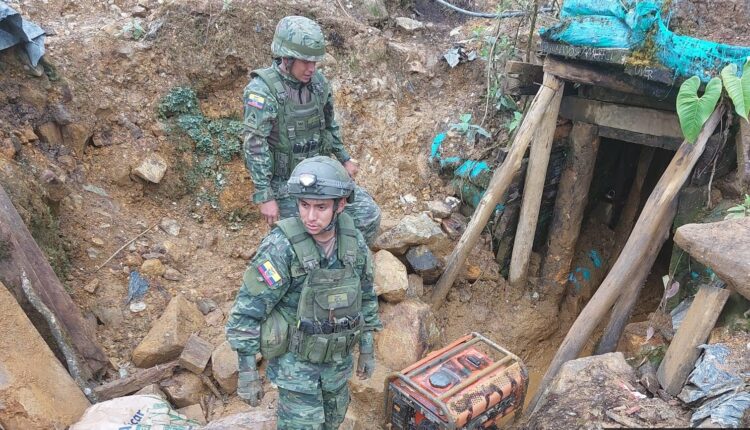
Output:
[312, 285, 359, 320]
[327, 334, 349, 363]
[305, 336, 329, 364]
[260, 309, 289, 361]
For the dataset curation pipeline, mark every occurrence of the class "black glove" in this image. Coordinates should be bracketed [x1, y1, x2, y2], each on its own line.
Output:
[237, 354, 263, 406]
[356, 331, 375, 379]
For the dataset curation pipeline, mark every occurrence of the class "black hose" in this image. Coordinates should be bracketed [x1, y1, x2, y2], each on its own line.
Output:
[433, 0, 553, 19]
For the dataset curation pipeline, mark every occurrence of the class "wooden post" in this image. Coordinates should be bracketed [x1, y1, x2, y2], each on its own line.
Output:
[539, 122, 599, 301]
[527, 105, 726, 415]
[657, 285, 730, 395]
[430, 73, 564, 310]
[0, 185, 108, 377]
[508, 86, 565, 287]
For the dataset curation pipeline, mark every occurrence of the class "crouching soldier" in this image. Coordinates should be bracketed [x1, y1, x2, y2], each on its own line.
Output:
[226, 156, 382, 429]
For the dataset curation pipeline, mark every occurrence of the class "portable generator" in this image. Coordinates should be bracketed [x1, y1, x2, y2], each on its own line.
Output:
[385, 333, 528, 430]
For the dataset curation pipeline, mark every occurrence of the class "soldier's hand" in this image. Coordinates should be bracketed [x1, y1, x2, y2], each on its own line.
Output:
[356, 331, 375, 379]
[259, 199, 280, 225]
[343, 159, 359, 178]
[237, 368, 263, 407]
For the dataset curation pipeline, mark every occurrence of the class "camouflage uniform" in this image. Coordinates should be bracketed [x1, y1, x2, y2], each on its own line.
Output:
[226, 217, 381, 429]
[243, 17, 381, 244]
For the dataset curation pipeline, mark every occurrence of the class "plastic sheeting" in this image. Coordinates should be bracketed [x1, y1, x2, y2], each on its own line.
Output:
[678, 344, 750, 428]
[0, 4, 46, 67]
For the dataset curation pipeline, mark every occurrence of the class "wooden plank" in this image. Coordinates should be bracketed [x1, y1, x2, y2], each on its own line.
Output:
[559, 96, 683, 139]
[179, 334, 214, 374]
[527, 105, 725, 415]
[540, 41, 630, 64]
[0, 185, 108, 377]
[736, 120, 750, 192]
[430, 74, 565, 310]
[539, 122, 600, 302]
[577, 86, 676, 112]
[506, 60, 543, 80]
[597, 126, 682, 151]
[544, 56, 673, 98]
[657, 286, 730, 395]
[508, 86, 565, 287]
[93, 360, 179, 401]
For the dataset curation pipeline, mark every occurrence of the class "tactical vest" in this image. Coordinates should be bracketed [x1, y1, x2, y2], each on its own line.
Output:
[252, 67, 328, 179]
[277, 213, 363, 364]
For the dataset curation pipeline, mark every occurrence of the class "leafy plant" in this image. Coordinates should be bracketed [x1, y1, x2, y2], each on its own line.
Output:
[450, 113, 491, 145]
[720, 60, 750, 120]
[724, 194, 750, 220]
[676, 76, 722, 143]
[506, 111, 523, 132]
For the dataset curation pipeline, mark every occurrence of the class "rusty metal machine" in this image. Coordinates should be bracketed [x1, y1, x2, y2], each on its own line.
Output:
[385, 333, 528, 430]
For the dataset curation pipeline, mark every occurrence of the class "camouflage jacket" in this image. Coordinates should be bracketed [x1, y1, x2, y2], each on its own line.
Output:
[242, 62, 351, 203]
[226, 225, 381, 357]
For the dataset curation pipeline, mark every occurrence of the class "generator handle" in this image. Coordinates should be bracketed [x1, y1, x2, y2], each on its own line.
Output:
[471, 332, 523, 363]
[438, 355, 513, 401]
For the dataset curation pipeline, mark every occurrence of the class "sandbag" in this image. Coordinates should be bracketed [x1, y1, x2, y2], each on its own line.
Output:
[69, 395, 200, 430]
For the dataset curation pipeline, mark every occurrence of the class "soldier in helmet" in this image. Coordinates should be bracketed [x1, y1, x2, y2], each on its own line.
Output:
[243, 15, 381, 244]
[226, 156, 382, 429]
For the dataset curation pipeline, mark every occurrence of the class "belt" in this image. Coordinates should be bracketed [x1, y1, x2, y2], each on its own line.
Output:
[297, 315, 362, 335]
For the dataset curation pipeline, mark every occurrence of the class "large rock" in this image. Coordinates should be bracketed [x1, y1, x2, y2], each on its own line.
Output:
[161, 371, 205, 408]
[373, 250, 408, 303]
[211, 340, 238, 393]
[376, 299, 440, 370]
[203, 410, 276, 429]
[528, 352, 689, 429]
[132, 295, 204, 367]
[0, 281, 90, 428]
[62, 123, 92, 156]
[132, 153, 168, 184]
[36, 122, 63, 147]
[374, 212, 447, 255]
[674, 217, 750, 301]
[352, 0, 388, 25]
[405, 245, 442, 284]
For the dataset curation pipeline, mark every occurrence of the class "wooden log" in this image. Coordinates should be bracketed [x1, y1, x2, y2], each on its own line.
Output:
[509, 86, 565, 287]
[430, 73, 565, 310]
[657, 285, 730, 395]
[179, 334, 214, 374]
[0, 185, 108, 377]
[539, 122, 600, 302]
[736, 120, 750, 193]
[93, 360, 179, 401]
[577, 86, 676, 112]
[527, 105, 726, 415]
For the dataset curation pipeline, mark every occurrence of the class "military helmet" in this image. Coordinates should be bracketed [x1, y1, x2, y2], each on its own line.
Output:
[287, 156, 354, 202]
[271, 16, 326, 62]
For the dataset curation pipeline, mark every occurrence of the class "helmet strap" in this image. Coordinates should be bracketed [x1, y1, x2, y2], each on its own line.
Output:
[319, 198, 342, 234]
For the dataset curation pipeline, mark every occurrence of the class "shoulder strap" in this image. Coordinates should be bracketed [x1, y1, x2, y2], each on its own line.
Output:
[276, 218, 320, 272]
[252, 67, 287, 103]
[336, 213, 358, 266]
[310, 71, 328, 132]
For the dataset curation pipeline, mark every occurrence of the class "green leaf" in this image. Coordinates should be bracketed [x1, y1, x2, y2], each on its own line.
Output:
[743, 59, 750, 118]
[676, 76, 723, 143]
[459, 113, 472, 124]
[721, 64, 747, 120]
[507, 111, 522, 132]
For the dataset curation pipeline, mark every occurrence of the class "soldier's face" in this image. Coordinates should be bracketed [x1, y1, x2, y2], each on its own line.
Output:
[298, 198, 345, 235]
[289, 58, 317, 83]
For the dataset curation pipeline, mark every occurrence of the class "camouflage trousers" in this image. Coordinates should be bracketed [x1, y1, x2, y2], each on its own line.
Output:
[271, 178, 381, 246]
[267, 352, 353, 430]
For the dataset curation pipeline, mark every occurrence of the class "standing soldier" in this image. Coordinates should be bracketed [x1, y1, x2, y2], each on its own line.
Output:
[243, 15, 381, 244]
[226, 156, 382, 429]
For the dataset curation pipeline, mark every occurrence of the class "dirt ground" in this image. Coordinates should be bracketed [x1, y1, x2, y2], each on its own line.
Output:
[1, 0, 748, 427]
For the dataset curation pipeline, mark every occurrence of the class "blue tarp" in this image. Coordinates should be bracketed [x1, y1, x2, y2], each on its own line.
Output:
[0, 4, 46, 67]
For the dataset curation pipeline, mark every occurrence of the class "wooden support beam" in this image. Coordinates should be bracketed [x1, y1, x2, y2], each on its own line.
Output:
[527, 104, 726, 415]
[736, 120, 750, 193]
[509, 87, 565, 287]
[577, 86, 676, 112]
[539, 122, 600, 302]
[657, 285, 730, 395]
[544, 56, 673, 98]
[596, 126, 682, 151]
[93, 360, 179, 401]
[430, 73, 565, 310]
[0, 185, 108, 377]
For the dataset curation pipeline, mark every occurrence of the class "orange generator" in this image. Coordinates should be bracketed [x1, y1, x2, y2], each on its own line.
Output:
[385, 333, 528, 430]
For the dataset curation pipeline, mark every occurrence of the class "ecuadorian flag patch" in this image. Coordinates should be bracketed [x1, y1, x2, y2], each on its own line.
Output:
[258, 260, 281, 288]
[247, 93, 265, 109]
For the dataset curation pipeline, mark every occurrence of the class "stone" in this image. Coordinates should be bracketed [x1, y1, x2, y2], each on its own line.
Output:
[405, 245, 443, 284]
[164, 267, 184, 281]
[177, 403, 206, 425]
[17, 125, 38, 143]
[373, 250, 409, 303]
[528, 352, 689, 429]
[62, 122, 92, 156]
[196, 298, 218, 315]
[407, 274, 424, 297]
[0, 281, 90, 428]
[57, 154, 76, 171]
[92, 305, 124, 327]
[159, 218, 181, 236]
[36, 122, 64, 147]
[674, 218, 750, 301]
[40, 169, 71, 202]
[124, 253, 143, 267]
[0, 138, 18, 160]
[376, 299, 440, 371]
[211, 340, 238, 393]
[617, 321, 668, 361]
[18, 84, 47, 110]
[354, 0, 388, 25]
[132, 294, 204, 367]
[463, 246, 501, 282]
[395, 17, 425, 31]
[202, 410, 276, 429]
[135, 383, 166, 399]
[83, 279, 100, 293]
[161, 371, 205, 408]
[441, 212, 468, 239]
[374, 212, 447, 255]
[140, 258, 166, 277]
[205, 308, 224, 326]
[132, 153, 168, 183]
[131, 5, 148, 17]
[426, 200, 452, 218]
[179, 334, 214, 374]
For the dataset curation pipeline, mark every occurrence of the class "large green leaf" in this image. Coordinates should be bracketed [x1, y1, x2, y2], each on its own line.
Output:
[676, 76, 723, 143]
[742, 58, 750, 118]
[721, 63, 747, 120]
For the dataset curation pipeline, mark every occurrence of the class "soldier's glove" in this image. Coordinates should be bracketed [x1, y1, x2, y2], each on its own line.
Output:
[356, 331, 375, 380]
[237, 354, 263, 407]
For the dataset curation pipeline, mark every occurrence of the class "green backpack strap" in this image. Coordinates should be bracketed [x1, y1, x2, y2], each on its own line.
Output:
[276, 218, 320, 273]
[310, 71, 328, 131]
[336, 213, 358, 267]
[251, 67, 287, 103]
